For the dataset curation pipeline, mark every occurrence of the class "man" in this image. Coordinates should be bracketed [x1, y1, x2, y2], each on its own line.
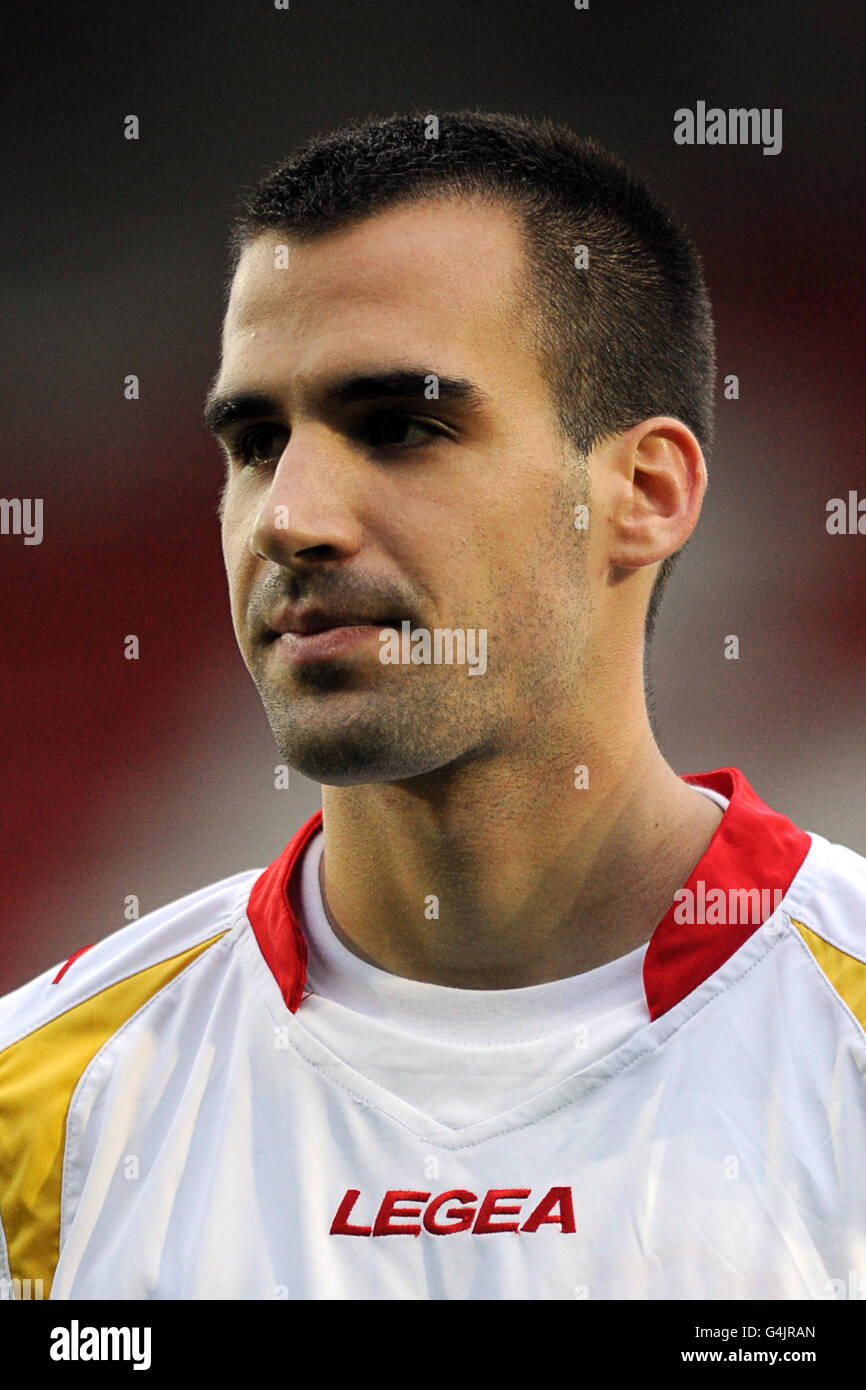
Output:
[1, 111, 863, 1301]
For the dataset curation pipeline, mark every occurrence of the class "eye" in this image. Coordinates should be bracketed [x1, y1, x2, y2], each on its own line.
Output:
[362, 411, 449, 449]
[233, 424, 289, 467]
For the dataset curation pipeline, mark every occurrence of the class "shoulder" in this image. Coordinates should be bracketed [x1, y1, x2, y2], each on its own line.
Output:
[786, 831, 866, 961]
[0, 865, 263, 1296]
[781, 831, 866, 1035]
[0, 867, 262, 1054]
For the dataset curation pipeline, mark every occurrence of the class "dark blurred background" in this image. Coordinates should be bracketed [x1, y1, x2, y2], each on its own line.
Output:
[1, 0, 864, 992]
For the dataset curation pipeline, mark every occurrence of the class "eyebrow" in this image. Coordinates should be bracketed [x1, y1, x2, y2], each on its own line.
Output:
[204, 391, 280, 437]
[203, 369, 491, 437]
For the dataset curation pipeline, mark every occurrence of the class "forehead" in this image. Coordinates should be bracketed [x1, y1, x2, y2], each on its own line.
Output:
[220, 196, 536, 387]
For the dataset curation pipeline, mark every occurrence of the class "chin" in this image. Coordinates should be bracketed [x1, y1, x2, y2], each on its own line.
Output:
[275, 735, 445, 787]
[257, 672, 485, 787]
[264, 699, 445, 785]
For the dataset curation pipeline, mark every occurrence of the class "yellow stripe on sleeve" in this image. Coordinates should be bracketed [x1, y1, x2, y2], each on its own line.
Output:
[0, 930, 227, 1296]
[791, 918, 866, 1032]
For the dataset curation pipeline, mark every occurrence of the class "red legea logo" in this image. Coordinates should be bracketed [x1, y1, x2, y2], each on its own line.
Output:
[330, 1187, 576, 1236]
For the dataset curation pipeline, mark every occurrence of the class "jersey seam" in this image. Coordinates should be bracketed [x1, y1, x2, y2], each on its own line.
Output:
[790, 915, 866, 967]
[57, 927, 234, 1263]
[779, 832, 850, 944]
[788, 915, 866, 1052]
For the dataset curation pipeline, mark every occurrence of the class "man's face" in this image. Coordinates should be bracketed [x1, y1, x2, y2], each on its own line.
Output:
[212, 196, 595, 785]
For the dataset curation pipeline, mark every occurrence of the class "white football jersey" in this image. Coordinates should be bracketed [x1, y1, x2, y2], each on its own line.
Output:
[2, 767, 865, 1301]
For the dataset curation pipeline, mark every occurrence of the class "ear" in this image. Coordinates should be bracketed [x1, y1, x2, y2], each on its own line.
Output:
[603, 417, 707, 571]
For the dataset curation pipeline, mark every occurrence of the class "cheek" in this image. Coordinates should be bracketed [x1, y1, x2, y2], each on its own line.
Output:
[220, 513, 253, 632]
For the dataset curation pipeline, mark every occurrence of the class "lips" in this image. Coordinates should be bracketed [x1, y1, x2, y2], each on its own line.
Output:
[268, 609, 399, 638]
[262, 604, 402, 667]
[275, 622, 392, 666]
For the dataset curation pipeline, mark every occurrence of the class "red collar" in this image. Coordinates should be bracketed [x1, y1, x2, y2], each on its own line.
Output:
[246, 768, 811, 1021]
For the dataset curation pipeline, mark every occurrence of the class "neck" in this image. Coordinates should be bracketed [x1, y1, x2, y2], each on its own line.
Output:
[316, 707, 723, 990]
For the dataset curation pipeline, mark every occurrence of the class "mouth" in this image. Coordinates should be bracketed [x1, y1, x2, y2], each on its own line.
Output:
[269, 616, 402, 666]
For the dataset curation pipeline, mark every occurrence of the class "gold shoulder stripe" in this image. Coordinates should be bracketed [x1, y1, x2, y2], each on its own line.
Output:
[0, 929, 228, 1296]
[791, 918, 866, 1032]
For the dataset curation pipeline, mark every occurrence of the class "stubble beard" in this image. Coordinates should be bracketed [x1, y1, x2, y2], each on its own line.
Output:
[251, 648, 500, 786]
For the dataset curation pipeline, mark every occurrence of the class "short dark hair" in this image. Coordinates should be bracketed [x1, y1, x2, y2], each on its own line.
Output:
[231, 111, 715, 641]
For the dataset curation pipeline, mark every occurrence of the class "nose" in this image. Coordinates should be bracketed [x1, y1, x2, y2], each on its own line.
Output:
[249, 427, 364, 566]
